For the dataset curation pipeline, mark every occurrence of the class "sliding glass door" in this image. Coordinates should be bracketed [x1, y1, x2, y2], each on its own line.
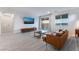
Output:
[41, 17, 49, 30]
[39, 14, 51, 33]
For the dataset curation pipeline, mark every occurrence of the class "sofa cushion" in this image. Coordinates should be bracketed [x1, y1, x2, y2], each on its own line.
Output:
[43, 30, 68, 49]
[56, 33, 62, 36]
[52, 32, 56, 36]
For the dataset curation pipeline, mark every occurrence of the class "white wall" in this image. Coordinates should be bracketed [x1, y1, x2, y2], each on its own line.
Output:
[34, 16, 39, 30]
[13, 14, 39, 33]
[0, 20, 1, 35]
[50, 13, 78, 37]
[0, 12, 14, 34]
[0, 12, 1, 35]
[13, 12, 79, 37]
[0, 10, 78, 36]
[13, 14, 24, 33]
[1, 13, 14, 33]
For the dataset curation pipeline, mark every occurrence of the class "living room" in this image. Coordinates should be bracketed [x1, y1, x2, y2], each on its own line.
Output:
[0, 7, 79, 51]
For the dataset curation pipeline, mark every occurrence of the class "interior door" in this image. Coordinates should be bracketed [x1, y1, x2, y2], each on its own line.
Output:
[1, 14, 14, 33]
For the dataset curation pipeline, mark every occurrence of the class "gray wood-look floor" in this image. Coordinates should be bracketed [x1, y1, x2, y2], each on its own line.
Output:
[0, 32, 79, 51]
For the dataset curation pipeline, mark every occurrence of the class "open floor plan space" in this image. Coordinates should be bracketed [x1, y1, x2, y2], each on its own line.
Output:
[0, 7, 79, 51]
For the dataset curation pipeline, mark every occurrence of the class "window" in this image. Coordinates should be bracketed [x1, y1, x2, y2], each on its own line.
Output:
[62, 14, 68, 19]
[55, 14, 68, 19]
[55, 14, 68, 26]
[55, 15, 61, 19]
[41, 17, 49, 30]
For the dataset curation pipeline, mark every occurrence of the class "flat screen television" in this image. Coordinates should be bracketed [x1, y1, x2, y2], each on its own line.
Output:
[23, 17, 34, 24]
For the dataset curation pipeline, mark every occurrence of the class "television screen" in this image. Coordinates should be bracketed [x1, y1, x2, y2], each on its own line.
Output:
[23, 17, 34, 24]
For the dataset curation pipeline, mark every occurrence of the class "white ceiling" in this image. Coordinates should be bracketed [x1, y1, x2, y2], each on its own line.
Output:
[0, 7, 79, 17]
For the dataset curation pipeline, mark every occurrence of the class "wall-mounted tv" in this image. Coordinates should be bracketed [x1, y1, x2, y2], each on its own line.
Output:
[23, 17, 34, 24]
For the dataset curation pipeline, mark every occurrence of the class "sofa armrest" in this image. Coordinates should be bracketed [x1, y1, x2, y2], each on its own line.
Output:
[42, 37, 46, 41]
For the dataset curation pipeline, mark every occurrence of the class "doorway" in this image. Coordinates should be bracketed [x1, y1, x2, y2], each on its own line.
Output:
[1, 13, 14, 34]
[39, 14, 51, 33]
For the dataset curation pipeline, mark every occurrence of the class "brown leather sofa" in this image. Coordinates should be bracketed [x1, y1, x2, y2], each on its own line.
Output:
[75, 29, 79, 37]
[43, 30, 68, 49]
